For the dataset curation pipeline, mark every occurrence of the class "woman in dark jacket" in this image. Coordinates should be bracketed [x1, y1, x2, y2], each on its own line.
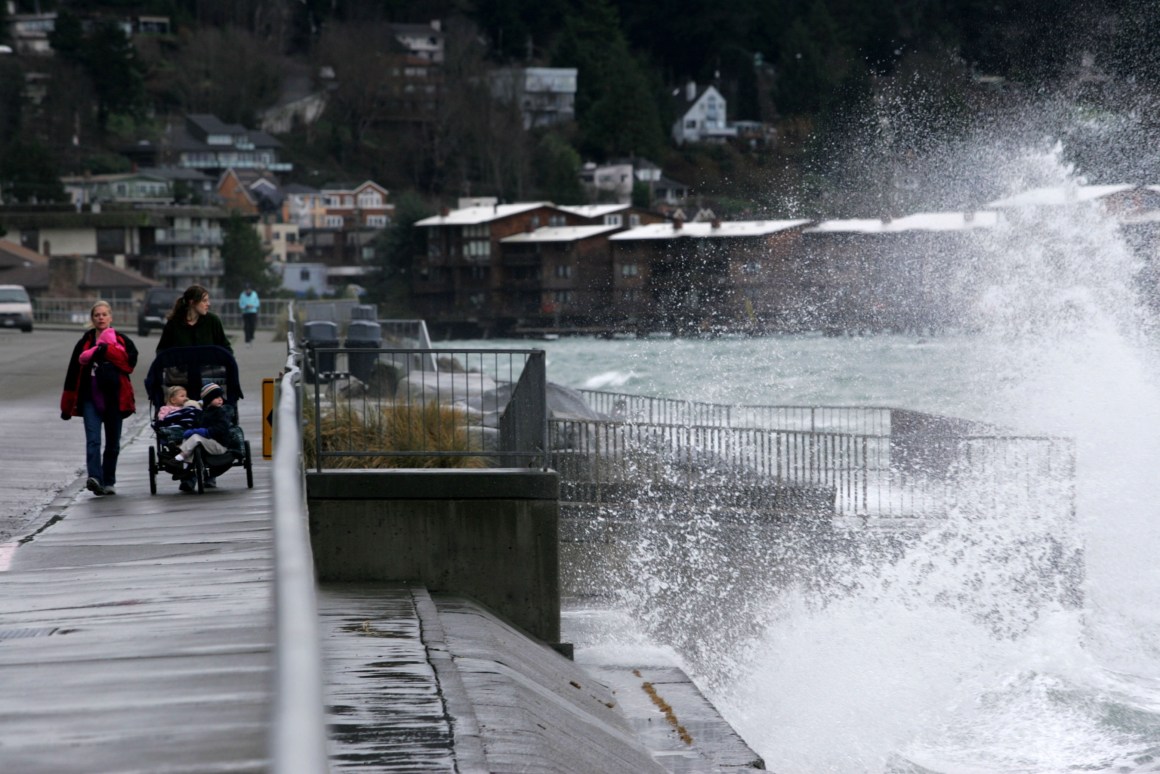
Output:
[156, 284, 232, 353]
[60, 300, 138, 496]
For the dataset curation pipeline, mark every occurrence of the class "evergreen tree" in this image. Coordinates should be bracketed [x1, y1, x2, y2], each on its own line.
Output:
[221, 214, 274, 295]
[364, 192, 429, 312]
[552, 0, 664, 159]
[533, 131, 584, 204]
[0, 139, 69, 204]
[84, 20, 147, 131]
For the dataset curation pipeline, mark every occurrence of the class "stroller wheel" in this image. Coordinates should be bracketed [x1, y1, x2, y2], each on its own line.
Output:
[194, 446, 206, 494]
[244, 440, 253, 489]
[148, 446, 157, 495]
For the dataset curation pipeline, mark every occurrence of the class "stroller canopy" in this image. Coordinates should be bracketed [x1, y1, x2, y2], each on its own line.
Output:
[145, 345, 244, 409]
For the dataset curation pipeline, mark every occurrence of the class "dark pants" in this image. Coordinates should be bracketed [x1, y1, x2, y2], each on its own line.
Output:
[82, 399, 122, 487]
[243, 312, 258, 343]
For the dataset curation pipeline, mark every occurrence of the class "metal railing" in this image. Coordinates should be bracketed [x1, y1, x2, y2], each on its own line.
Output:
[579, 388, 895, 435]
[306, 347, 548, 470]
[32, 297, 293, 334]
[554, 392, 1075, 522]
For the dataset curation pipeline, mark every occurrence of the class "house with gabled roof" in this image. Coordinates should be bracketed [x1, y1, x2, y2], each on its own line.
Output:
[168, 114, 292, 175]
[216, 169, 282, 216]
[671, 81, 737, 146]
[412, 198, 568, 334]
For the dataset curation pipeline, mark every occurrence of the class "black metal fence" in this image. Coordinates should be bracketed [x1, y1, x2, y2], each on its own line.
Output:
[305, 347, 548, 471]
[555, 392, 1075, 521]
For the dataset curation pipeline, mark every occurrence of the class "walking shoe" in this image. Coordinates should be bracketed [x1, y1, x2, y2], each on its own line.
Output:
[102, 485, 116, 495]
[204, 476, 217, 488]
[179, 479, 195, 493]
[86, 477, 106, 496]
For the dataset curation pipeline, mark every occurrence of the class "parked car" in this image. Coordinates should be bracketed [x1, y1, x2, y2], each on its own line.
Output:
[137, 287, 182, 337]
[0, 284, 33, 332]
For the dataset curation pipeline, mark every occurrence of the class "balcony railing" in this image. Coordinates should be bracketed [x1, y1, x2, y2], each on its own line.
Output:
[156, 257, 225, 277]
[154, 228, 223, 246]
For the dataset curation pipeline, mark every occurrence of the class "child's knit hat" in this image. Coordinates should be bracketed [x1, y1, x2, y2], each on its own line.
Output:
[201, 382, 225, 404]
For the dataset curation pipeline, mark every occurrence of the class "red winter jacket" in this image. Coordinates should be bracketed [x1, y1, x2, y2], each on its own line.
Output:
[60, 328, 138, 419]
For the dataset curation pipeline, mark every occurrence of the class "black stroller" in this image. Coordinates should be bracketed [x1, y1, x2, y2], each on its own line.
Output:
[144, 345, 253, 494]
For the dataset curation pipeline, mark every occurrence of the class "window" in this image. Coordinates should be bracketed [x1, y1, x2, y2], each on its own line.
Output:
[548, 215, 565, 227]
[325, 215, 344, 228]
[742, 261, 762, 275]
[629, 214, 641, 227]
[685, 119, 697, 129]
[358, 190, 382, 208]
[366, 215, 388, 227]
[604, 214, 623, 227]
[300, 268, 311, 281]
[555, 264, 572, 278]
[96, 228, 125, 255]
[464, 225, 489, 238]
[469, 292, 486, 307]
[622, 289, 639, 301]
[620, 262, 639, 277]
[554, 290, 572, 303]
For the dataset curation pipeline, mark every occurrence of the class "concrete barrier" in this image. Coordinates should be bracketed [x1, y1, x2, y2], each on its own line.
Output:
[307, 468, 561, 644]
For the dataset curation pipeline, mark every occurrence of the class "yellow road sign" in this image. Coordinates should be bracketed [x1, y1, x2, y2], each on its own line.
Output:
[262, 378, 274, 460]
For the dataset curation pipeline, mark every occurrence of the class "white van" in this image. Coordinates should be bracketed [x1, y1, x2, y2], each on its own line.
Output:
[0, 285, 34, 332]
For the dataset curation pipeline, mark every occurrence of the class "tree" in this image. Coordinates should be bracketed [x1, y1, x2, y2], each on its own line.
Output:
[0, 58, 22, 148]
[85, 20, 147, 132]
[48, 12, 146, 135]
[552, 0, 664, 159]
[161, 26, 282, 126]
[0, 139, 69, 204]
[221, 214, 274, 295]
[532, 131, 584, 203]
[364, 192, 429, 313]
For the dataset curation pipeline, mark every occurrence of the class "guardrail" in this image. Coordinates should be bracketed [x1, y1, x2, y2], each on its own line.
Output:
[269, 312, 330, 772]
[304, 347, 548, 471]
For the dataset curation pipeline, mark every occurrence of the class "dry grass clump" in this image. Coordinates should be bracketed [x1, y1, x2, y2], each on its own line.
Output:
[303, 400, 488, 469]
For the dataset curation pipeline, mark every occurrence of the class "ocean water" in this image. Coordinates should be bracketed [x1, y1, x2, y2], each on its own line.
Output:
[442, 151, 1160, 772]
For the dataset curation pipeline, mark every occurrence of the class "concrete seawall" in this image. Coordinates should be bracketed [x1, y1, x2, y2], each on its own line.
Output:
[307, 468, 562, 645]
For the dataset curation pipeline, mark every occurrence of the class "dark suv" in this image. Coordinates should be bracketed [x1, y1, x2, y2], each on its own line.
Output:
[137, 287, 182, 337]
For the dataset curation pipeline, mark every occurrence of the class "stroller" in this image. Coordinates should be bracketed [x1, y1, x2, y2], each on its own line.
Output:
[144, 345, 254, 495]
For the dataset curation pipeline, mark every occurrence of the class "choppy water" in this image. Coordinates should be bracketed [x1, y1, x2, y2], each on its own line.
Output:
[443, 151, 1160, 771]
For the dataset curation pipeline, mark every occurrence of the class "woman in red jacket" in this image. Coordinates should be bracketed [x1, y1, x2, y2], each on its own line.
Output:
[60, 300, 138, 496]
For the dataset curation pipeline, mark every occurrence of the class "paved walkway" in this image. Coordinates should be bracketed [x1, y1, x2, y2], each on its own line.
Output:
[0, 387, 277, 772]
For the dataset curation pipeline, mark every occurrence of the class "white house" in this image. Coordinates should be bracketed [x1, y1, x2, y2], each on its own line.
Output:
[391, 20, 444, 63]
[490, 67, 578, 129]
[273, 261, 330, 297]
[671, 81, 737, 145]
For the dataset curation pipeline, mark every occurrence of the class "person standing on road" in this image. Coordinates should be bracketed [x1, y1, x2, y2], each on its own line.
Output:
[60, 300, 138, 496]
[157, 284, 232, 353]
[238, 283, 260, 347]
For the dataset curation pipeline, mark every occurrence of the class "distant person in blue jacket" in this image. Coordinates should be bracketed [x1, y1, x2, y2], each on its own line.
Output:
[238, 283, 260, 346]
